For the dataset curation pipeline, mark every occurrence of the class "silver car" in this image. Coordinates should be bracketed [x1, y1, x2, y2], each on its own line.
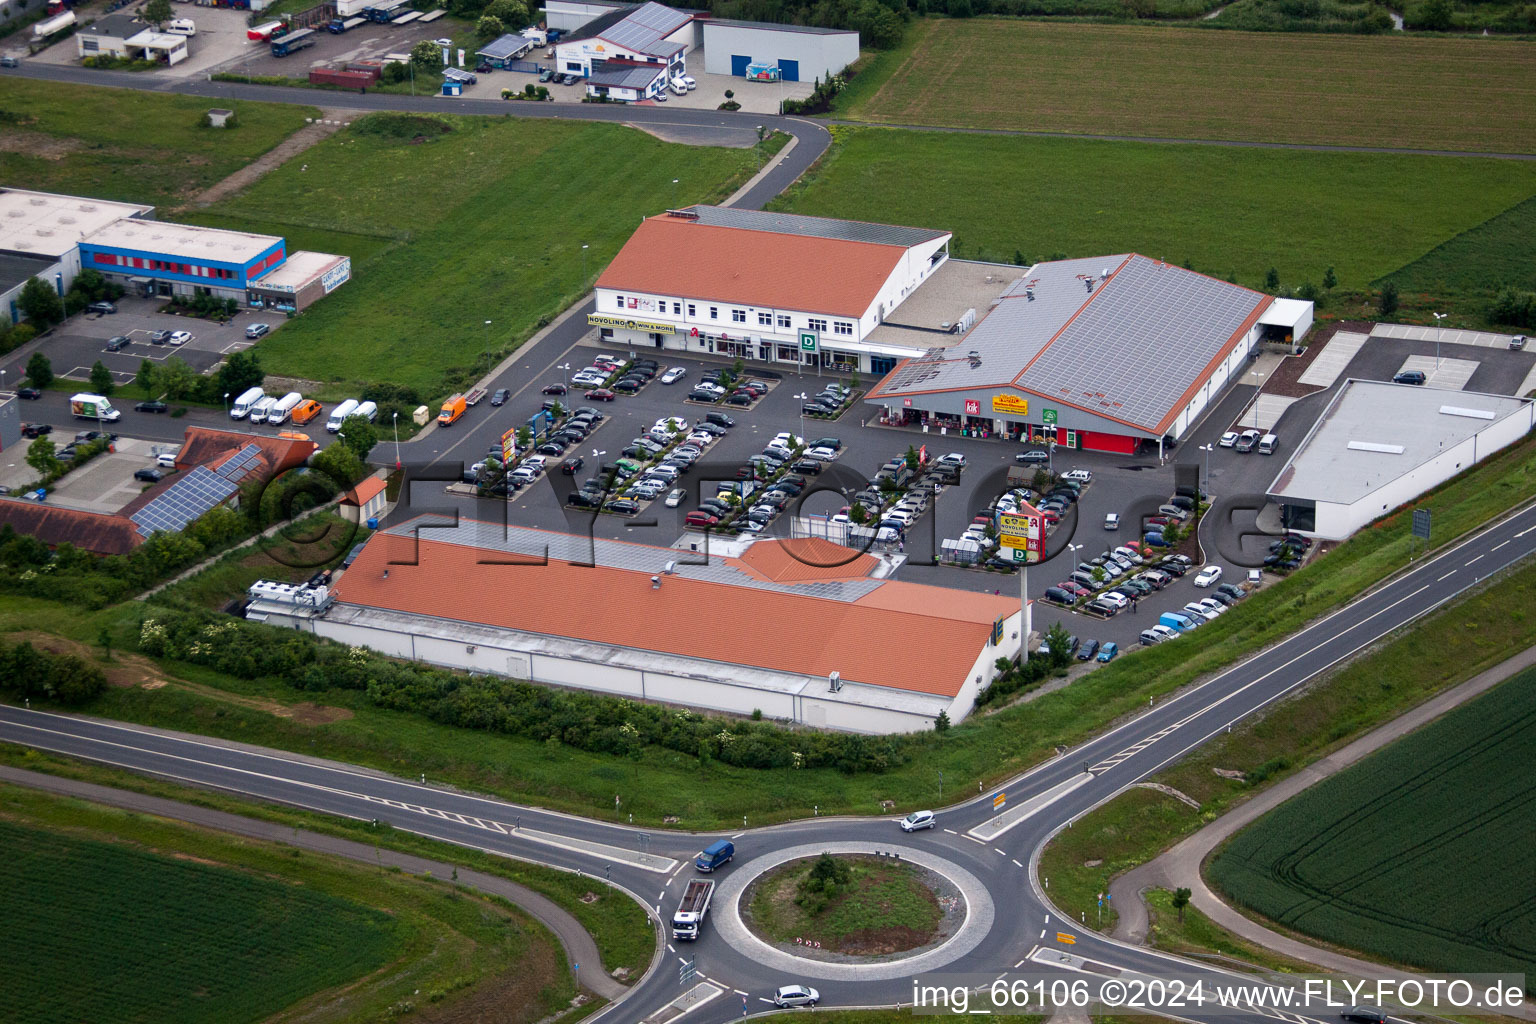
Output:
[774, 985, 820, 1008]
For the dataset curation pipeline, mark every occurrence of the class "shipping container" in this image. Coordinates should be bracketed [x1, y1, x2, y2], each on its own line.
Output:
[309, 68, 375, 88]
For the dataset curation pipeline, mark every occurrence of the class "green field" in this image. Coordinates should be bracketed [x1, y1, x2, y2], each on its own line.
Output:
[1378, 193, 1536, 318]
[199, 112, 770, 399]
[838, 19, 1536, 153]
[0, 79, 317, 207]
[746, 855, 942, 953]
[1209, 668, 1536, 975]
[0, 783, 577, 1024]
[773, 126, 1536, 293]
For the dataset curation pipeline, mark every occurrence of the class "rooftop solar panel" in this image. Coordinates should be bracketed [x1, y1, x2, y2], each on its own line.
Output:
[130, 466, 238, 537]
[213, 443, 263, 482]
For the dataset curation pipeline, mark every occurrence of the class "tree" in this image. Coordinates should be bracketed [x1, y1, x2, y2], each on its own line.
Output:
[410, 39, 441, 69]
[1322, 265, 1337, 291]
[88, 360, 114, 396]
[1263, 267, 1280, 292]
[18, 277, 64, 328]
[26, 438, 60, 478]
[339, 415, 379, 459]
[1042, 621, 1073, 669]
[485, 0, 527, 23]
[137, 359, 158, 398]
[1416, 0, 1453, 29]
[476, 14, 504, 39]
[217, 350, 263, 396]
[142, 0, 172, 27]
[1172, 887, 1192, 922]
[934, 709, 951, 733]
[849, 503, 869, 525]
[25, 352, 53, 389]
[1379, 280, 1399, 317]
[155, 356, 199, 400]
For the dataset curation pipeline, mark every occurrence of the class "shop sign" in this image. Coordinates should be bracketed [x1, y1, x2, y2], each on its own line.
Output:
[964, 399, 980, 415]
[992, 393, 1030, 416]
[321, 258, 351, 294]
[1042, 407, 1058, 425]
[799, 330, 819, 352]
[587, 313, 676, 334]
[903, 397, 912, 408]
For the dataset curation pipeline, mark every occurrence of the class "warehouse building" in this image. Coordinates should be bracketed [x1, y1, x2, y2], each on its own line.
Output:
[81, 218, 286, 303]
[700, 19, 857, 83]
[1266, 380, 1534, 540]
[554, 1, 693, 79]
[0, 189, 152, 314]
[594, 205, 959, 376]
[76, 14, 190, 66]
[250, 519, 1022, 734]
[543, 0, 631, 33]
[245, 250, 352, 313]
[866, 254, 1309, 455]
[585, 60, 669, 100]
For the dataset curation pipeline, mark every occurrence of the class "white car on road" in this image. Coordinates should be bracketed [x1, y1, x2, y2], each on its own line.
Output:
[1193, 565, 1224, 587]
[774, 985, 819, 1008]
[900, 809, 935, 831]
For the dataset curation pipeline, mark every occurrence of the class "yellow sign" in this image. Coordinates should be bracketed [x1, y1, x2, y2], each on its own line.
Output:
[1056, 932, 1077, 945]
[998, 513, 1038, 537]
[587, 313, 676, 334]
[992, 393, 1030, 416]
[993, 792, 1006, 810]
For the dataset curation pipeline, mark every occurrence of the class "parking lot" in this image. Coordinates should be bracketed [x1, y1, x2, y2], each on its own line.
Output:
[39, 296, 276, 384]
[213, 14, 470, 82]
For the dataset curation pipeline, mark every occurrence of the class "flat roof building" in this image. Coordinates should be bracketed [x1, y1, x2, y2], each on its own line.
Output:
[699, 18, 857, 83]
[252, 518, 1023, 733]
[1266, 380, 1534, 540]
[0, 188, 154, 306]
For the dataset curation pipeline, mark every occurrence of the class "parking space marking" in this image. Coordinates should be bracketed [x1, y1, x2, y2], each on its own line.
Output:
[1297, 331, 1368, 388]
[1397, 355, 1478, 391]
[1373, 323, 1522, 349]
[1238, 393, 1298, 431]
[1515, 363, 1536, 401]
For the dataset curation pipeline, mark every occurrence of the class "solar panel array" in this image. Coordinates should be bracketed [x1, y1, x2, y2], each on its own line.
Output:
[130, 466, 238, 538]
[598, 1, 690, 55]
[214, 443, 263, 482]
[687, 206, 948, 250]
[382, 517, 886, 603]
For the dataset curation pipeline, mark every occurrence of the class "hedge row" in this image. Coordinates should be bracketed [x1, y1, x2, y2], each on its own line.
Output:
[0, 638, 108, 706]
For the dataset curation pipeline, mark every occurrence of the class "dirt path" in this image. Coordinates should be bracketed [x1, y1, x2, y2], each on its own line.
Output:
[185, 108, 363, 209]
[1106, 644, 1536, 1014]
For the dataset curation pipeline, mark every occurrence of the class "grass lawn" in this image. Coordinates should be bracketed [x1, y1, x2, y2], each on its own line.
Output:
[0, 79, 317, 207]
[1039, 559, 1536, 954]
[746, 855, 942, 953]
[0, 782, 576, 1024]
[1376, 193, 1536, 321]
[155, 514, 368, 608]
[838, 19, 1536, 153]
[1208, 667, 1536, 976]
[0, 743, 656, 984]
[1142, 887, 1326, 975]
[771, 126, 1536, 294]
[202, 112, 771, 400]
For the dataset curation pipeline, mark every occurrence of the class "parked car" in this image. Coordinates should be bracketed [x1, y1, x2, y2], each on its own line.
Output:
[1015, 449, 1050, 464]
[133, 468, 161, 483]
[560, 456, 584, 475]
[17, 386, 41, 400]
[1234, 429, 1261, 452]
[86, 300, 117, 315]
[245, 322, 271, 339]
[135, 400, 168, 413]
[1076, 639, 1100, 661]
[21, 423, 52, 438]
[1193, 565, 1224, 587]
[148, 329, 171, 344]
[1393, 370, 1427, 386]
[1096, 641, 1119, 663]
[168, 330, 192, 346]
[899, 810, 935, 832]
[1218, 430, 1238, 447]
[105, 335, 132, 352]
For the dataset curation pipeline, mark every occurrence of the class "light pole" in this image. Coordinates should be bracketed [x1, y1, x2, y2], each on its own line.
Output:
[559, 361, 572, 390]
[392, 411, 400, 470]
[484, 320, 492, 360]
[938, 769, 943, 800]
[794, 391, 808, 443]
[581, 243, 589, 292]
[1198, 442, 1214, 493]
[223, 391, 229, 418]
[671, 178, 679, 208]
[1432, 311, 1446, 369]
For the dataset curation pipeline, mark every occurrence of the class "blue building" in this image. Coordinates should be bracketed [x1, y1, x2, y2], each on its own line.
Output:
[79, 218, 287, 302]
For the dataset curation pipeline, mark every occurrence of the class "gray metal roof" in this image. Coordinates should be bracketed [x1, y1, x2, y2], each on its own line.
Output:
[589, 60, 666, 89]
[685, 205, 949, 249]
[1267, 380, 1533, 506]
[79, 13, 146, 37]
[382, 516, 886, 603]
[701, 18, 858, 34]
[870, 254, 1270, 434]
[477, 33, 533, 59]
[566, 0, 689, 57]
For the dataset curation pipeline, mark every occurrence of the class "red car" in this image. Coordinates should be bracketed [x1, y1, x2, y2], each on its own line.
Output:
[584, 388, 616, 401]
[1059, 581, 1091, 597]
[542, 383, 568, 395]
[684, 510, 719, 528]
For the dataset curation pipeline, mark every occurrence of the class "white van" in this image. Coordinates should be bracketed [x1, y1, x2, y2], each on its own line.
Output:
[267, 392, 303, 425]
[352, 400, 378, 423]
[326, 398, 360, 433]
[1258, 433, 1279, 455]
[669, 78, 687, 96]
[247, 395, 277, 424]
[166, 18, 196, 35]
[230, 386, 265, 420]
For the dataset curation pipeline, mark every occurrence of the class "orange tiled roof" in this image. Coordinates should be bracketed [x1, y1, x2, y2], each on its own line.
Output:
[0, 502, 143, 556]
[342, 477, 387, 505]
[596, 216, 908, 319]
[735, 537, 879, 583]
[336, 534, 1016, 698]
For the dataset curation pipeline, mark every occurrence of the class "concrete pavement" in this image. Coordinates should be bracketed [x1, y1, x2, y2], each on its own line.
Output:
[0, 763, 636, 1002]
[1108, 642, 1536, 1004]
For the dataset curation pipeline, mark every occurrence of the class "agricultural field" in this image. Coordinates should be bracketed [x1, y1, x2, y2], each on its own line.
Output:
[772, 127, 1536, 294]
[0, 783, 575, 1024]
[1208, 668, 1536, 975]
[1378, 193, 1536, 319]
[838, 19, 1536, 153]
[202, 112, 771, 400]
[0, 78, 317, 207]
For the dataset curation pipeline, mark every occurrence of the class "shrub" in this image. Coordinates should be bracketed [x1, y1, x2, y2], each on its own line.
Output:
[1488, 288, 1536, 328]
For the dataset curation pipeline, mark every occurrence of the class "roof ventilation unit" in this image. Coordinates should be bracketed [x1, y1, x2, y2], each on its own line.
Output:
[958, 307, 976, 332]
[664, 208, 700, 220]
[828, 671, 842, 692]
[967, 350, 982, 369]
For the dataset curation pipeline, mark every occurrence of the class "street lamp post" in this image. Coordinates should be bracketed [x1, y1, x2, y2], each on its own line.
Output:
[671, 178, 679, 207]
[223, 391, 229, 418]
[1432, 311, 1446, 369]
[1198, 443, 1214, 493]
[392, 411, 400, 470]
[794, 391, 808, 443]
[581, 243, 589, 292]
[559, 362, 572, 390]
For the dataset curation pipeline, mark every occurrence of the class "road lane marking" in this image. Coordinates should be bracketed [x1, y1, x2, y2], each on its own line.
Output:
[995, 848, 1007, 855]
[968, 773, 1093, 841]
[1012, 859, 1023, 867]
[943, 828, 958, 834]
[1438, 570, 1457, 581]
[1465, 554, 1484, 565]
[1492, 540, 1509, 551]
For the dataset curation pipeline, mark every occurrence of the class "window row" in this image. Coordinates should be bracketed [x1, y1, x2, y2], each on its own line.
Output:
[612, 294, 851, 335]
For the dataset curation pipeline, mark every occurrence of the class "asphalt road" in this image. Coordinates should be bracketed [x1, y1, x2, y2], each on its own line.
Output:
[3, 496, 1532, 1023]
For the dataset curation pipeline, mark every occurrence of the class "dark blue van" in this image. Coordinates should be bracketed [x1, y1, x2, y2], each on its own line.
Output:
[695, 840, 734, 872]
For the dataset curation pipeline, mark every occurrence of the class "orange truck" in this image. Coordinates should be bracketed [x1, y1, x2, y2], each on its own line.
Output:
[439, 393, 467, 426]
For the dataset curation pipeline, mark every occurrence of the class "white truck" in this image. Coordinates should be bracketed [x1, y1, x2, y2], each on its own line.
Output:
[672, 879, 713, 941]
[267, 392, 303, 425]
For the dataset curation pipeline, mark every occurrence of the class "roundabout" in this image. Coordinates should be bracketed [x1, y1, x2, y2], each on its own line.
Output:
[710, 842, 996, 981]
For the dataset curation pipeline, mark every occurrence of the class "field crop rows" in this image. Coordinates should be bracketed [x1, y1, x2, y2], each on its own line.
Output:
[841, 20, 1536, 154]
[1209, 668, 1536, 975]
[0, 818, 396, 1024]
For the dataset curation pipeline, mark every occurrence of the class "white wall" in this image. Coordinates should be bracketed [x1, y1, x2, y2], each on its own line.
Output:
[700, 22, 859, 82]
